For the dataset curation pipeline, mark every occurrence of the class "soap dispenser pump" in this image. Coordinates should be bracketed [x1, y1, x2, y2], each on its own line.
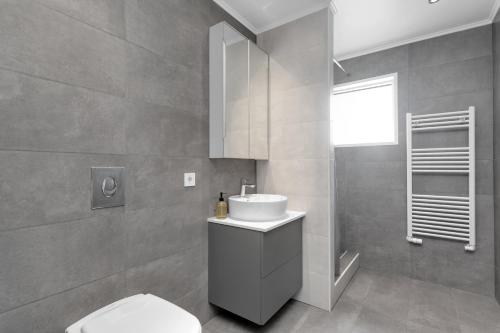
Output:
[215, 192, 228, 219]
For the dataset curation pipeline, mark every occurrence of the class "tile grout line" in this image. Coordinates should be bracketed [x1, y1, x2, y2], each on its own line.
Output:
[33, 0, 210, 72]
[33, 0, 126, 40]
[0, 147, 211, 160]
[0, 63, 209, 117]
[0, 271, 126, 316]
[0, 65, 125, 100]
[0, 243, 206, 316]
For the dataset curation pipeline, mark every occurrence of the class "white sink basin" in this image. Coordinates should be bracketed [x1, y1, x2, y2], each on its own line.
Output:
[228, 194, 288, 222]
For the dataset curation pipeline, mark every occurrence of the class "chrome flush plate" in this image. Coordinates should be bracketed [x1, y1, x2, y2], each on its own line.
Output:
[91, 167, 125, 209]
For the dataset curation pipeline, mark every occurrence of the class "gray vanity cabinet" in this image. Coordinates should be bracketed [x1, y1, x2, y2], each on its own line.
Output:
[208, 219, 302, 325]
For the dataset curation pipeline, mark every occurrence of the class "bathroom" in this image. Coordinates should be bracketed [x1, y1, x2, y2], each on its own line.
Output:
[1, 0, 500, 332]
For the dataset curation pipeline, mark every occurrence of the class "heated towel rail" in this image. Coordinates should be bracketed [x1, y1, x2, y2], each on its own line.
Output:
[406, 107, 475, 251]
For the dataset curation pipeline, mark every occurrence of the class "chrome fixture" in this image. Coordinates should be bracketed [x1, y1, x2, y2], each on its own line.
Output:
[91, 167, 125, 209]
[428, 0, 440, 4]
[240, 178, 256, 197]
[333, 58, 347, 73]
[101, 176, 118, 198]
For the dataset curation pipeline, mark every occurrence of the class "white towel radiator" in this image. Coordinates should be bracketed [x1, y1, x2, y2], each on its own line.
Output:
[406, 107, 475, 252]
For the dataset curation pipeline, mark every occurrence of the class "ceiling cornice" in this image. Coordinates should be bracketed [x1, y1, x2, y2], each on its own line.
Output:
[254, 1, 332, 33]
[214, 0, 498, 60]
[337, 0, 500, 60]
[488, 0, 500, 22]
[336, 19, 491, 61]
[329, 1, 338, 15]
[213, 0, 336, 35]
[212, 0, 258, 33]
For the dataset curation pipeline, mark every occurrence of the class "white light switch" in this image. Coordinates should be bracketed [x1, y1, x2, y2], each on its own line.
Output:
[184, 172, 196, 187]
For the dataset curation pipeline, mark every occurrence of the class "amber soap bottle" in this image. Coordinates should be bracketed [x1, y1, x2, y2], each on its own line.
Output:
[215, 192, 228, 219]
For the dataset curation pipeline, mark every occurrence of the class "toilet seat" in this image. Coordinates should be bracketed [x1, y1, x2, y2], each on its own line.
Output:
[66, 294, 201, 333]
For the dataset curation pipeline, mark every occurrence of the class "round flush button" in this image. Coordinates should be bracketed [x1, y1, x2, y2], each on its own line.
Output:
[102, 176, 118, 198]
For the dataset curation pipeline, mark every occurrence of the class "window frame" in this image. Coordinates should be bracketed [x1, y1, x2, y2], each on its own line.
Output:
[332, 72, 399, 148]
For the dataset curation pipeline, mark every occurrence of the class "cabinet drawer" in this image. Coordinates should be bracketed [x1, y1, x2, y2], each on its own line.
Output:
[261, 254, 302, 324]
[208, 223, 261, 324]
[261, 219, 302, 277]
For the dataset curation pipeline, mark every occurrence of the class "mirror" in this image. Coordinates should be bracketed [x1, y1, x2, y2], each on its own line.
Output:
[209, 22, 269, 160]
[224, 27, 249, 158]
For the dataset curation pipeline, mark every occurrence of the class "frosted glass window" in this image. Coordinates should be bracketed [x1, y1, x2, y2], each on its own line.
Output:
[332, 73, 398, 146]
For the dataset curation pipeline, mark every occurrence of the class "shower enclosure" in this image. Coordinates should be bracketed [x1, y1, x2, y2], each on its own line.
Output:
[330, 69, 360, 306]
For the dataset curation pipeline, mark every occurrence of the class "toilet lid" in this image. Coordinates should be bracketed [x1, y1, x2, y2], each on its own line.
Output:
[66, 294, 201, 333]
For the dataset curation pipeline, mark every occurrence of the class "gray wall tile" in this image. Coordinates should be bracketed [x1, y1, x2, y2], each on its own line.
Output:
[208, 159, 256, 202]
[175, 284, 217, 325]
[344, 188, 406, 223]
[336, 145, 403, 163]
[125, 44, 204, 113]
[125, 101, 208, 157]
[335, 46, 409, 84]
[126, 155, 207, 211]
[0, 151, 126, 231]
[36, 0, 126, 37]
[257, 10, 329, 58]
[345, 161, 405, 191]
[0, 0, 127, 96]
[124, 0, 208, 69]
[493, 13, 500, 304]
[0, 274, 127, 333]
[409, 56, 492, 102]
[268, 47, 330, 93]
[257, 8, 333, 309]
[412, 174, 468, 196]
[0, 0, 256, 327]
[270, 122, 330, 160]
[126, 245, 206, 303]
[412, 160, 493, 196]
[0, 214, 126, 312]
[497, 264, 500, 301]
[409, 241, 494, 296]
[351, 214, 411, 276]
[409, 25, 492, 68]
[125, 203, 206, 268]
[0, 69, 126, 154]
[258, 159, 330, 197]
[287, 195, 330, 237]
[410, 90, 493, 160]
[270, 83, 330, 125]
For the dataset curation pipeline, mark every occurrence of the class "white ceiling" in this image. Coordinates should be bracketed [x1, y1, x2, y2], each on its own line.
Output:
[213, 0, 331, 33]
[214, 0, 500, 60]
[334, 0, 498, 60]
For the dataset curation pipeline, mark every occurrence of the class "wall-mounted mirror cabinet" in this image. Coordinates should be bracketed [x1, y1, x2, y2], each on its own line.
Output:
[209, 22, 269, 160]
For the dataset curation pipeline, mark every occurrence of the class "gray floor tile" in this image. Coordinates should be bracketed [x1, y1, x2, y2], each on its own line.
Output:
[203, 301, 311, 333]
[359, 271, 411, 322]
[350, 308, 407, 333]
[406, 322, 460, 333]
[296, 297, 362, 333]
[452, 288, 500, 333]
[203, 269, 500, 333]
[260, 301, 313, 333]
[342, 270, 376, 302]
[408, 279, 461, 332]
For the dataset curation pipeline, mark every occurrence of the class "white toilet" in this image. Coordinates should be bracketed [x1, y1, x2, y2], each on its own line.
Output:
[66, 294, 202, 333]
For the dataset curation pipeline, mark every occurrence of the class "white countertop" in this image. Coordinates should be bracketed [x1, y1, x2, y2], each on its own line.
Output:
[207, 210, 306, 232]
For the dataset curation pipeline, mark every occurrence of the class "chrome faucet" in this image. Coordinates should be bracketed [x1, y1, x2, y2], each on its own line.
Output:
[240, 178, 256, 197]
